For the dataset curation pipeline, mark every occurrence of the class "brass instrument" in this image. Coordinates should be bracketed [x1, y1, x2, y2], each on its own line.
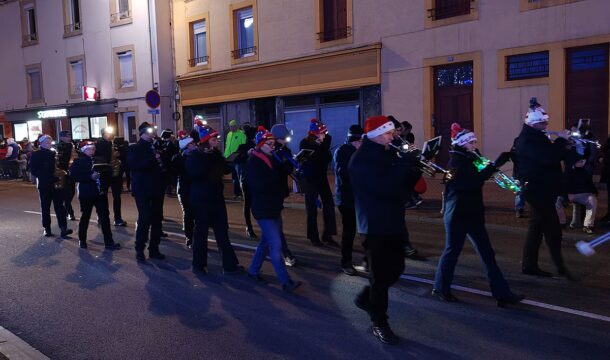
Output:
[472, 153, 522, 194]
[92, 163, 112, 195]
[111, 147, 122, 177]
[545, 130, 601, 149]
[389, 137, 454, 182]
[52, 149, 67, 190]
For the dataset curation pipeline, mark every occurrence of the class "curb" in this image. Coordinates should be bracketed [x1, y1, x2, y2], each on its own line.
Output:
[0, 327, 48, 360]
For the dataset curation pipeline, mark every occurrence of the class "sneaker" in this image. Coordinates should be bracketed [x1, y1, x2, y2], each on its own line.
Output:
[245, 227, 257, 239]
[282, 280, 302, 293]
[497, 293, 525, 308]
[405, 201, 417, 210]
[68, 215, 77, 221]
[341, 265, 357, 276]
[372, 324, 399, 345]
[284, 255, 297, 267]
[414, 195, 423, 206]
[185, 238, 193, 248]
[114, 220, 127, 227]
[354, 261, 369, 273]
[583, 226, 595, 234]
[43, 228, 54, 237]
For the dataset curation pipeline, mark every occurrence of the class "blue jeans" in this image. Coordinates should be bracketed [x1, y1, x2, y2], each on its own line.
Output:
[434, 220, 513, 299]
[515, 192, 525, 212]
[249, 218, 290, 285]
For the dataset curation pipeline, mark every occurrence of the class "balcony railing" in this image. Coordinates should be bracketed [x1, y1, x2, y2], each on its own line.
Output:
[188, 56, 209, 67]
[231, 46, 256, 59]
[428, 0, 473, 21]
[64, 22, 81, 34]
[110, 10, 131, 23]
[22, 32, 37, 42]
[317, 26, 352, 43]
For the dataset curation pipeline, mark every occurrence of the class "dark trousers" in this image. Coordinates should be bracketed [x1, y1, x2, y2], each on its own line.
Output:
[303, 179, 337, 242]
[101, 176, 123, 222]
[78, 195, 113, 244]
[38, 187, 67, 231]
[231, 165, 242, 197]
[63, 177, 76, 217]
[192, 202, 239, 271]
[356, 235, 405, 326]
[177, 191, 194, 241]
[523, 196, 566, 271]
[241, 179, 254, 230]
[339, 205, 357, 265]
[134, 195, 163, 253]
[434, 220, 512, 299]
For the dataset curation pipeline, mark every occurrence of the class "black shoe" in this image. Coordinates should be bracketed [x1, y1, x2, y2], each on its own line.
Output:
[60, 229, 73, 239]
[322, 237, 340, 248]
[405, 251, 427, 261]
[353, 262, 369, 273]
[431, 289, 459, 302]
[372, 324, 399, 345]
[246, 228, 257, 239]
[497, 294, 525, 308]
[522, 268, 553, 277]
[557, 267, 577, 281]
[341, 265, 358, 276]
[310, 239, 324, 247]
[354, 296, 371, 313]
[583, 226, 595, 234]
[114, 220, 127, 227]
[104, 243, 121, 250]
[247, 272, 268, 285]
[68, 215, 77, 221]
[193, 266, 208, 275]
[43, 228, 54, 237]
[79, 241, 87, 249]
[149, 251, 166, 260]
[282, 280, 302, 293]
[405, 201, 417, 210]
[136, 251, 146, 262]
[223, 265, 245, 275]
[160, 232, 168, 238]
[185, 238, 193, 248]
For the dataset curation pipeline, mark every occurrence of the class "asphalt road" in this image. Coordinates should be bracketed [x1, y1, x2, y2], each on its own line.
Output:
[0, 180, 609, 360]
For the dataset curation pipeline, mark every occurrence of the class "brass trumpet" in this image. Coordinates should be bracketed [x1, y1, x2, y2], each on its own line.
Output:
[390, 137, 453, 181]
[472, 153, 522, 194]
[545, 130, 601, 149]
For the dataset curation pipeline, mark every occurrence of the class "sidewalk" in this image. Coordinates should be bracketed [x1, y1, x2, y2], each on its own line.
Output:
[0, 326, 48, 360]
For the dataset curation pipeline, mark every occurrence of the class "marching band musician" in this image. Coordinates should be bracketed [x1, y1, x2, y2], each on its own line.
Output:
[246, 127, 302, 292]
[349, 115, 420, 345]
[432, 123, 524, 307]
[333, 124, 364, 275]
[127, 122, 166, 262]
[299, 118, 338, 247]
[29, 134, 72, 239]
[56, 130, 77, 221]
[514, 108, 573, 279]
[233, 125, 258, 239]
[186, 124, 242, 274]
[69, 141, 121, 250]
[172, 134, 197, 248]
[95, 127, 127, 227]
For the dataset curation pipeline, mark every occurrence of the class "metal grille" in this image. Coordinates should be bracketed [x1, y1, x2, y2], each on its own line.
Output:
[64, 22, 81, 34]
[317, 26, 352, 42]
[231, 46, 257, 59]
[428, 0, 473, 21]
[506, 51, 549, 81]
[22, 33, 37, 42]
[110, 10, 131, 23]
[188, 56, 210, 67]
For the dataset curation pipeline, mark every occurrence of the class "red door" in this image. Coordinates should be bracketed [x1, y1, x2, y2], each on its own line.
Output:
[433, 61, 474, 166]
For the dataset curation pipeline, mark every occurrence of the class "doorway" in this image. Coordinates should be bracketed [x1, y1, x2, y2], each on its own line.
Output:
[123, 112, 137, 143]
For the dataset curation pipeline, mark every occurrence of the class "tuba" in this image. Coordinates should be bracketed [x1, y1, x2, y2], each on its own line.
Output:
[471, 153, 522, 193]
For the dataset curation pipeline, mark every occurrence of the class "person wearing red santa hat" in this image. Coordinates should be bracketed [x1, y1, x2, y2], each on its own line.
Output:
[348, 115, 421, 345]
[298, 118, 337, 247]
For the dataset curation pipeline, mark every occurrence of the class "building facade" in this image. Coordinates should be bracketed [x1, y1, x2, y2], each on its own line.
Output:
[0, 0, 175, 143]
[172, 0, 610, 163]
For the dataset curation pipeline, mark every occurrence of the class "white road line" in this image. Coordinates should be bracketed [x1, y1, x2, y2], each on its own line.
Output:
[24, 210, 610, 323]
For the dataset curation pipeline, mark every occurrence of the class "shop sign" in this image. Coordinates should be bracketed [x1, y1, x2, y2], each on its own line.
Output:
[83, 86, 98, 102]
[37, 109, 67, 119]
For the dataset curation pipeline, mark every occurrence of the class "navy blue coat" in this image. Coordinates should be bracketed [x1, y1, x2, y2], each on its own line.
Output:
[333, 142, 357, 207]
[69, 154, 102, 199]
[171, 151, 193, 196]
[29, 148, 57, 190]
[349, 138, 421, 236]
[186, 148, 231, 205]
[127, 139, 164, 198]
[443, 149, 496, 223]
[514, 124, 569, 201]
[246, 151, 287, 219]
[299, 134, 332, 185]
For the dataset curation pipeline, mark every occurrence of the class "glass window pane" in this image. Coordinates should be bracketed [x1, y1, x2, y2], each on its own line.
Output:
[320, 105, 359, 156]
[236, 7, 254, 50]
[29, 70, 41, 100]
[90, 116, 108, 138]
[284, 109, 317, 155]
[71, 61, 84, 94]
[118, 51, 133, 88]
[118, 0, 129, 14]
[193, 20, 206, 33]
[27, 120, 42, 141]
[71, 0, 80, 24]
[27, 8, 36, 35]
[14, 123, 28, 142]
[507, 51, 549, 81]
[195, 33, 207, 59]
[71, 117, 89, 140]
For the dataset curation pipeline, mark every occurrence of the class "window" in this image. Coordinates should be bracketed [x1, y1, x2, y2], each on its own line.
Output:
[71, 116, 108, 140]
[21, 1, 38, 46]
[320, 0, 349, 42]
[430, 0, 473, 21]
[113, 46, 137, 92]
[506, 51, 549, 81]
[230, 1, 258, 64]
[110, 0, 132, 26]
[188, 17, 210, 68]
[63, 0, 81, 35]
[67, 56, 85, 98]
[569, 47, 608, 71]
[26, 64, 43, 103]
[520, 0, 584, 12]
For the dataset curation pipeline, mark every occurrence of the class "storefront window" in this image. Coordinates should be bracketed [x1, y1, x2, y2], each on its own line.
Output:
[90, 116, 108, 138]
[71, 117, 89, 140]
[14, 123, 28, 141]
[27, 120, 42, 141]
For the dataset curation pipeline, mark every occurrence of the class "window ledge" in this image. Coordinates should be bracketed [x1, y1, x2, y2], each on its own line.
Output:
[22, 40, 39, 47]
[316, 36, 353, 50]
[110, 17, 133, 28]
[63, 30, 82, 38]
[27, 99, 45, 105]
[116, 85, 137, 93]
[520, 0, 584, 12]
[188, 63, 211, 73]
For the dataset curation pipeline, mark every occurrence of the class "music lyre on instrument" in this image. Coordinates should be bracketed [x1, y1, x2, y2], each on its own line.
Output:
[472, 153, 522, 194]
[576, 232, 610, 256]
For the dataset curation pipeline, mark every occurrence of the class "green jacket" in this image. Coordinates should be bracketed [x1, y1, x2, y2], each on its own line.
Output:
[224, 130, 246, 158]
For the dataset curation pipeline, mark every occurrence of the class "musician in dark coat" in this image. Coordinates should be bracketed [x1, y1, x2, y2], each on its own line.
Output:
[95, 127, 127, 226]
[69, 141, 121, 250]
[514, 108, 572, 279]
[127, 122, 165, 261]
[433, 124, 523, 307]
[172, 136, 197, 247]
[233, 125, 257, 239]
[186, 125, 241, 274]
[56, 130, 76, 220]
[333, 124, 363, 275]
[349, 116, 420, 345]
[29, 134, 71, 238]
[299, 119, 337, 246]
[246, 127, 302, 292]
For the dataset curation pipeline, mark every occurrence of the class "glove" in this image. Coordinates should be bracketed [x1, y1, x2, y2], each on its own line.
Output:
[494, 152, 512, 168]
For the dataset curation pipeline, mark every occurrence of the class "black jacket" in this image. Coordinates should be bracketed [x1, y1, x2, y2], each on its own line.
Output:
[299, 134, 332, 185]
[271, 144, 296, 199]
[186, 148, 231, 205]
[349, 138, 421, 236]
[444, 149, 496, 222]
[171, 151, 193, 196]
[514, 124, 569, 201]
[233, 140, 256, 182]
[333, 142, 357, 207]
[95, 138, 113, 164]
[30, 148, 57, 190]
[567, 166, 597, 195]
[69, 154, 102, 199]
[246, 150, 287, 219]
[55, 141, 73, 170]
[127, 139, 164, 198]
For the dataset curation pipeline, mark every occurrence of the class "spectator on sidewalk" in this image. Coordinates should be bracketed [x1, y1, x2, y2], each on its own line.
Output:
[224, 120, 246, 199]
[556, 157, 598, 234]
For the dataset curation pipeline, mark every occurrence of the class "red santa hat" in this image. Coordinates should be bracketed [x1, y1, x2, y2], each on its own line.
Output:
[364, 115, 395, 139]
[450, 123, 477, 146]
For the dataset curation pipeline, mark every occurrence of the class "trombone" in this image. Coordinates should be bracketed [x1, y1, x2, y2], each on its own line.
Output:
[545, 130, 601, 149]
[389, 137, 453, 181]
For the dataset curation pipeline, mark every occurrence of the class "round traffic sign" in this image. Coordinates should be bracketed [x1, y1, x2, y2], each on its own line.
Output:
[145, 90, 161, 109]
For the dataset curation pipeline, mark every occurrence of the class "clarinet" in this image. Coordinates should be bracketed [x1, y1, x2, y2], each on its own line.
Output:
[151, 139, 166, 171]
[272, 147, 303, 181]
